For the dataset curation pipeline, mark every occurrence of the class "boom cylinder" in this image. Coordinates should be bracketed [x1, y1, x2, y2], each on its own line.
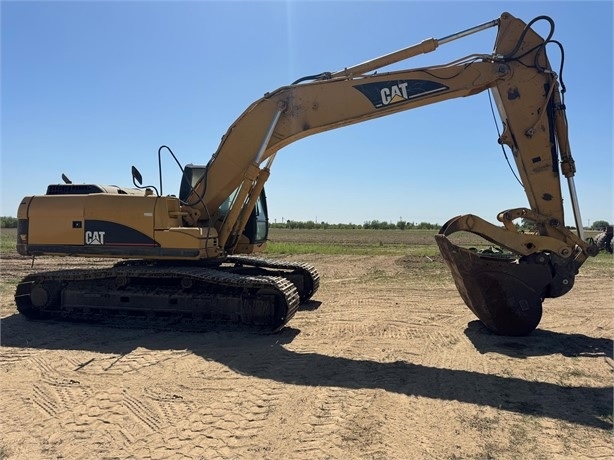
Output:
[330, 16, 500, 78]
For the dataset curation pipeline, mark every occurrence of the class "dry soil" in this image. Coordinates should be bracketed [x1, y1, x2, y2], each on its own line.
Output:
[0, 252, 612, 459]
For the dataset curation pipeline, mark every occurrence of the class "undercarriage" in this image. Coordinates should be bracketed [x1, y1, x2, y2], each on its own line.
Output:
[15, 257, 320, 332]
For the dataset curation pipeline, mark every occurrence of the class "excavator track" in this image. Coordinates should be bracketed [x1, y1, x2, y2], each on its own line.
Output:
[226, 256, 320, 301]
[14, 264, 300, 332]
[115, 255, 320, 301]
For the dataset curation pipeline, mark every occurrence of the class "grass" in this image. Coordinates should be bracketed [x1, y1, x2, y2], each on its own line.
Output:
[0, 228, 17, 252]
[265, 228, 491, 256]
[585, 251, 614, 267]
[265, 240, 441, 256]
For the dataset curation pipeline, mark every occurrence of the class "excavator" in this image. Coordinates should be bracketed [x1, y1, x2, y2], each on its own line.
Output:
[14, 12, 598, 336]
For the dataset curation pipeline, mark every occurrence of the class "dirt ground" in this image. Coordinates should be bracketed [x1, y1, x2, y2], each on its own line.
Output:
[0, 252, 612, 459]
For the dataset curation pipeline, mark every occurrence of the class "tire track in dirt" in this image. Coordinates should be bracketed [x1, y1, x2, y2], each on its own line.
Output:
[0, 387, 53, 458]
[31, 384, 60, 418]
[296, 284, 471, 367]
[74, 348, 191, 374]
[30, 354, 63, 377]
[35, 350, 200, 457]
[64, 337, 289, 458]
[282, 387, 386, 459]
[1, 366, 94, 458]
[52, 387, 136, 459]
[6, 347, 170, 457]
[27, 354, 96, 422]
[123, 390, 164, 432]
[0, 348, 42, 369]
[143, 386, 194, 425]
[129, 378, 289, 458]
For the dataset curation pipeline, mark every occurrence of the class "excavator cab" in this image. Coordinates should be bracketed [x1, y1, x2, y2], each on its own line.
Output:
[245, 190, 269, 245]
[221, 188, 269, 246]
[179, 164, 208, 203]
[179, 164, 268, 246]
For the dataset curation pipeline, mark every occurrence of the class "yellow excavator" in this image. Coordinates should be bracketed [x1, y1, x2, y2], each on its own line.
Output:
[15, 12, 597, 336]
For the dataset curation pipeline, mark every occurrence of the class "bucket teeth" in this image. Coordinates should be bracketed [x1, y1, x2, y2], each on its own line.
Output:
[435, 235, 553, 336]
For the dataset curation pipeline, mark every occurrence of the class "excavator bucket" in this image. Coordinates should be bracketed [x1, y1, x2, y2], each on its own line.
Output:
[434, 235, 554, 336]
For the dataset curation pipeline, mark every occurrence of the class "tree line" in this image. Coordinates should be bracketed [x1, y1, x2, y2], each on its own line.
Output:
[0, 216, 18, 228]
[273, 220, 441, 230]
[272, 218, 613, 231]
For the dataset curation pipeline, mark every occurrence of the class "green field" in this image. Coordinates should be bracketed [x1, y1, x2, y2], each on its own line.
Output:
[0, 227, 560, 253]
[0, 228, 17, 252]
[266, 228, 494, 256]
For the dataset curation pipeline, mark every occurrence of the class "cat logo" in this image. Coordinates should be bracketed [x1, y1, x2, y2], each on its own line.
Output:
[380, 82, 410, 106]
[354, 79, 449, 109]
[85, 231, 106, 245]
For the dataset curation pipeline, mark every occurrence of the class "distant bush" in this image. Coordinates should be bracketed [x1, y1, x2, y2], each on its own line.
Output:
[591, 220, 610, 231]
[272, 220, 362, 230]
[270, 219, 440, 230]
[0, 216, 18, 228]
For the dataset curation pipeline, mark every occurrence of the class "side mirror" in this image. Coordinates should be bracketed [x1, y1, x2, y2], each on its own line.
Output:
[131, 166, 159, 196]
[131, 166, 143, 186]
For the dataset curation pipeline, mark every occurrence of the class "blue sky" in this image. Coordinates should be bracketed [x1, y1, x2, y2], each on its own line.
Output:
[1, 0, 612, 227]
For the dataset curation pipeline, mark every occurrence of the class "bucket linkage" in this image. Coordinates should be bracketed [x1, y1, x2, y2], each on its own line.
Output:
[434, 211, 594, 336]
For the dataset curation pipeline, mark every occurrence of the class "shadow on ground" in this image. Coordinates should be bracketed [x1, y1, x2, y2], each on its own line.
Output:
[464, 320, 613, 359]
[1, 314, 612, 430]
